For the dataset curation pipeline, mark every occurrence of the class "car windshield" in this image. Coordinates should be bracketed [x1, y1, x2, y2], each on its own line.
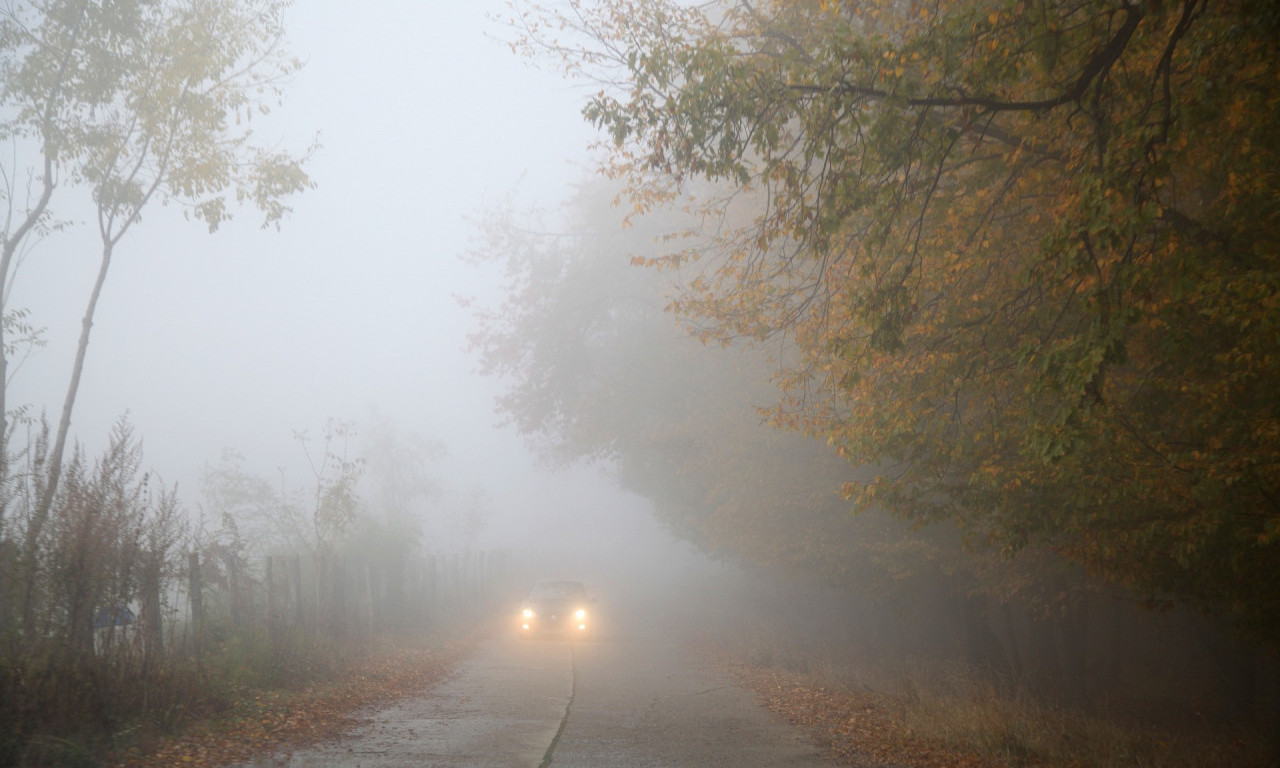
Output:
[527, 581, 587, 600]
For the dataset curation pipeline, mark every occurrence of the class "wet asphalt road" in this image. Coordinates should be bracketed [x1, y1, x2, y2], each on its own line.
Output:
[242, 611, 834, 768]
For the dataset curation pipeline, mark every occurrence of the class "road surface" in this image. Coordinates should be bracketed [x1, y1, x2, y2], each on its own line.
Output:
[240, 607, 836, 767]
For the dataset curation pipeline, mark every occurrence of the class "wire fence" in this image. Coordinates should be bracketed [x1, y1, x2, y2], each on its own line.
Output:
[83, 548, 513, 662]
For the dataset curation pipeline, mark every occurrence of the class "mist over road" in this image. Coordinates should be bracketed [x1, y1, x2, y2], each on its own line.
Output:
[242, 595, 832, 767]
[546, 634, 829, 767]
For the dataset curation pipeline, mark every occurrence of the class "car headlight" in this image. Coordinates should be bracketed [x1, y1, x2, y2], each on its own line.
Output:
[574, 608, 586, 620]
[522, 608, 534, 618]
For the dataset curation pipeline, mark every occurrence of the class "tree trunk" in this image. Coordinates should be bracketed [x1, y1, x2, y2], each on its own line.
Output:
[997, 600, 1026, 687]
[21, 240, 116, 634]
[959, 594, 1009, 677]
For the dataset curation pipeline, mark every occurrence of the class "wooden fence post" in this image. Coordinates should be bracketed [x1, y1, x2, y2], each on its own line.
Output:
[450, 553, 460, 606]
[334, 555, 347, 636]
[188, 551, 204, 654]
[315, 552, 325, 628]
[292, 554, 303, 627]
[364, 561, 375, 635]
[426, 554, 438, 624]
[229, 556, 243, 628]
[141, 557, 163, 658]
[265, 556, 277, 648]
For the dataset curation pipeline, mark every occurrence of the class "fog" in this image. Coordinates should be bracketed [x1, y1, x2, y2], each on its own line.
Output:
[5, 0, 702, 572]
[5, 5, 1276, 763]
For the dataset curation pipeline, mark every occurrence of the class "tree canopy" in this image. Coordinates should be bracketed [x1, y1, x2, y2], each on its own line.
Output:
[509, 0, 1280, 641]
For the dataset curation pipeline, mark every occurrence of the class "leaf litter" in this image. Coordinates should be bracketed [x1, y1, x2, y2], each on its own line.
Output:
[110, 634, 477, 768]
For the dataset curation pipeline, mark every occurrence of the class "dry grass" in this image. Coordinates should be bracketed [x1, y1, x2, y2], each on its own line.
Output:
[0, 623, 486, 767]
[714, 639, 1275, 768]
[889, 669, 1266, 768]
[109, 629, 480, 768]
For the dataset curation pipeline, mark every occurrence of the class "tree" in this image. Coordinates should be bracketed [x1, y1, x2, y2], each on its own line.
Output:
[202, 421, 364, 556]
[358, 411, 445, 529]
[469, 179, 908, 584]
[468, 177, 1113, 681]
[510, 0, 1280, 640]
[1, 0, 313, 633]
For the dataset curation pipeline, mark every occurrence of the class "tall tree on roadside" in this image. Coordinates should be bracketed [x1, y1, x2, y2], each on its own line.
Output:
[467, 178, 1089, 638]
[509, 0, 1280, 640]
[469, 182, 897, 593]
[0, 0, 91, 523]
[1, 0, 313, 635]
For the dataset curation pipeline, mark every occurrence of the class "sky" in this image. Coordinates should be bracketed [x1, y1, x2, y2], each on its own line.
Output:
[6, 0, 695, 566]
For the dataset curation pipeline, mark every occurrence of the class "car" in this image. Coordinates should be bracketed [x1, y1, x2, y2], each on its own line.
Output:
[518, 579, 592, 635]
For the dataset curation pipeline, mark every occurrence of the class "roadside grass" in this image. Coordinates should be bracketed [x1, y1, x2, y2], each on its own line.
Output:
[882, 664, 1267, 768]
[109, 626, 482, 768]
[717, 639, 1274, 768]
[0, 621, 487, 768]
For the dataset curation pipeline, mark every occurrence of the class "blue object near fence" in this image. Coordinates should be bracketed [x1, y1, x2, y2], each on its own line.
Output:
[93, 606, 136, 629]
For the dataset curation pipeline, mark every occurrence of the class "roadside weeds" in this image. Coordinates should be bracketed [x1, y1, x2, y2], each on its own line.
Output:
[713, 648, 1274, 768]
[723, 658, 984, 768]
[109, 632, 478, 768]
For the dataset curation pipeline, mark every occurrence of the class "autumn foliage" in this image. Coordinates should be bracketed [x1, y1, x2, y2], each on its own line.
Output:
[506, 0, 1280, 641]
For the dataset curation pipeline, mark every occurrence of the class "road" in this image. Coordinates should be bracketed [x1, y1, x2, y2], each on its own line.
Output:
[240, 607, 835, 767]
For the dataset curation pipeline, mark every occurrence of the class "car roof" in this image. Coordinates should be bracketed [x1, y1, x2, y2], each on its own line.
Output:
[527, 580, 588, 598]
